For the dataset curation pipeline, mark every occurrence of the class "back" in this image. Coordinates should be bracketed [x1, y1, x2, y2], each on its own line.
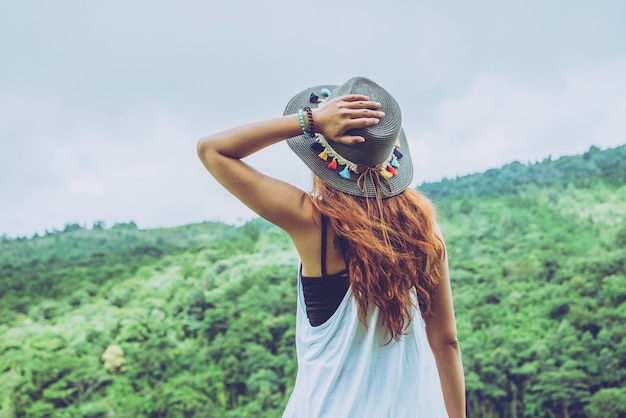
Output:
[282, 275, 449, 418]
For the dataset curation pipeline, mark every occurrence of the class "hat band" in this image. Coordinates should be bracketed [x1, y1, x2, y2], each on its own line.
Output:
[310, 133, 403, 181]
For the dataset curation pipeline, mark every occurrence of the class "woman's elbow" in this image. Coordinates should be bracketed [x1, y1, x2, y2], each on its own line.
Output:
[427, 328, 460, 350]
[434, 335, 460, 350]
[196, 136, 210, 158]
[444, 338, 460, 350]
[197, 136, 217, 167]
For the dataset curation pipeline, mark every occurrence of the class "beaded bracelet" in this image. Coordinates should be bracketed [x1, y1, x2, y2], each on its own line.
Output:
[297, 109, 311, 138]
[304, 106, 316, 138]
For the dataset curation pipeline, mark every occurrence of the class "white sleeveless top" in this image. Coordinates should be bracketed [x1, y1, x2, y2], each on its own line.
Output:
[283, 274, 449, 418]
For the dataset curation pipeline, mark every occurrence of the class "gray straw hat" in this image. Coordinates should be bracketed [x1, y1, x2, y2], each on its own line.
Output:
[284, 77, 413, 198]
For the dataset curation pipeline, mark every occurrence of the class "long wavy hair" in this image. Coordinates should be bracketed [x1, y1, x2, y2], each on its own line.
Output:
[309, 175, 446, 341]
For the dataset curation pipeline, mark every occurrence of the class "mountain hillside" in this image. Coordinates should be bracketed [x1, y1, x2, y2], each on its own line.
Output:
[420, 144, 626, 200]
[1, 145, 625, 418]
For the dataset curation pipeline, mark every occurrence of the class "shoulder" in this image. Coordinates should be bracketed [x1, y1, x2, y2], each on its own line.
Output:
[283, 195, 320, 242]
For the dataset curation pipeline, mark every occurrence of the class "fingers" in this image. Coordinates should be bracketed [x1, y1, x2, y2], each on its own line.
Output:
[341, 94, 371, 102]
[337, 135, 366, 144]
[346, 117, 381, 130]
[315, 95, 385, 144]
[349, 108, 385, 119]
[344, 100, 382, 110]
[339, 98, 384, 130]
[336, 98, 384, 118]
[333, 95, 382, 109]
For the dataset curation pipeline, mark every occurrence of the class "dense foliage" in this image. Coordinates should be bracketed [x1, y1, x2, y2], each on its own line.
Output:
[1, 145, 625, 417]
[420, 144, 626, 200]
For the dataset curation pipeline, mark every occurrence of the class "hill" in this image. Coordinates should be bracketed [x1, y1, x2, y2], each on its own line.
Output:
[419, 144, 626, 200]
[1, 145, 625, 417]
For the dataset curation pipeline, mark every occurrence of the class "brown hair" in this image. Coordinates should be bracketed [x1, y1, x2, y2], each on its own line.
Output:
[310, 175, 446, 341]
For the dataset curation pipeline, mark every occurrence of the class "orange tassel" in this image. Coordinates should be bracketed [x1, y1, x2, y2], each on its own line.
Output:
[380, 169, 393, 180]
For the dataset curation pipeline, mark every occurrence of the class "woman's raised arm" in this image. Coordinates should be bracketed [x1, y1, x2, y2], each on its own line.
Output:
[196, 95, 383, 232]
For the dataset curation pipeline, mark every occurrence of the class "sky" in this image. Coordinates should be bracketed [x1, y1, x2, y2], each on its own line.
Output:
[1, 0, 625, 237]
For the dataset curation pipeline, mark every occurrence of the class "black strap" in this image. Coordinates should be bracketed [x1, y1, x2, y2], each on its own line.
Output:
[301, 213, 351, 327]
[321, 214, 328, 277]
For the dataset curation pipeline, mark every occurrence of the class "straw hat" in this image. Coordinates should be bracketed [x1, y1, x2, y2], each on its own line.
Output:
[284, 77, 413, 198]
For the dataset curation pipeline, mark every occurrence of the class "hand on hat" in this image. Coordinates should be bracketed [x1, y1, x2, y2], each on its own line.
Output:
[312, 94, 385, 145]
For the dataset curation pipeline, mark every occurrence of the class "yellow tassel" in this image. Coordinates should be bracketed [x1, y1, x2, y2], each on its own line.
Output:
[379, 169, 393, 180]
[318, 150, 328, 161]
[395, 140, 400, 148]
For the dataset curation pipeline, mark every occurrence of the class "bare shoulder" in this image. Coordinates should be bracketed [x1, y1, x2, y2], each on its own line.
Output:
[282, 193, 319, 243]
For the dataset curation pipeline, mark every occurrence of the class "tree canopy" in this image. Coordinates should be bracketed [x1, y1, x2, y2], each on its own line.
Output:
[1, 144, 625, 417]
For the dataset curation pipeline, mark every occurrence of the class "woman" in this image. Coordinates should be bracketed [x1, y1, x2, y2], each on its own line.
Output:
[197, 77, 465, 417]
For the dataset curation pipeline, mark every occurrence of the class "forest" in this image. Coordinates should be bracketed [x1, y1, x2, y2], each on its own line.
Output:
[1, 144, 625, 418]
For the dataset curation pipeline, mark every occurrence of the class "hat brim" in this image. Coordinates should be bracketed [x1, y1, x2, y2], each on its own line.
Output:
[284, 84, 413, 198]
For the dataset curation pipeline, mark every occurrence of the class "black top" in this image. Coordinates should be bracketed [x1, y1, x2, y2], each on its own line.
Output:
[301, 215, 350, 327]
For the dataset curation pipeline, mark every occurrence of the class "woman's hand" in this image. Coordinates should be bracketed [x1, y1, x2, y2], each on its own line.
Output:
[312, 94, 384, 145]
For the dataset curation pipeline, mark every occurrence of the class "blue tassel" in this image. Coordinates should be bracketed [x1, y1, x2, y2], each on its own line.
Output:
[339, 166, 350, 179]
[321, 88, 331, 97]
[390, 155, 399, 168]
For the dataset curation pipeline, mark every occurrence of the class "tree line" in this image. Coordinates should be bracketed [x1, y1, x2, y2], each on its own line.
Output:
[0, 144, 625, 417]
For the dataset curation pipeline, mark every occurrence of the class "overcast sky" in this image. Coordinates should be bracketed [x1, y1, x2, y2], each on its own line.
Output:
[1, 0, 625, 237]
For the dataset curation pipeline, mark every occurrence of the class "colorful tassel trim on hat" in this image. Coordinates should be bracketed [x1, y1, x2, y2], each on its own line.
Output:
[390, 154, 399, 168]
[380, 169, 394, 180]
[310, 88, 332, 104]
[308, 133, 403, 181]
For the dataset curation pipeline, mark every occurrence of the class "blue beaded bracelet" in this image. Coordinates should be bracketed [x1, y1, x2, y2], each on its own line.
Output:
[298, 109, 311, 138]
[304, 106, 316, 138]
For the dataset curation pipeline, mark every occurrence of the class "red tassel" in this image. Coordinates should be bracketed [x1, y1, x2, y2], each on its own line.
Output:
[328, 158, 337, 169]
[387, 165, 398, 176]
